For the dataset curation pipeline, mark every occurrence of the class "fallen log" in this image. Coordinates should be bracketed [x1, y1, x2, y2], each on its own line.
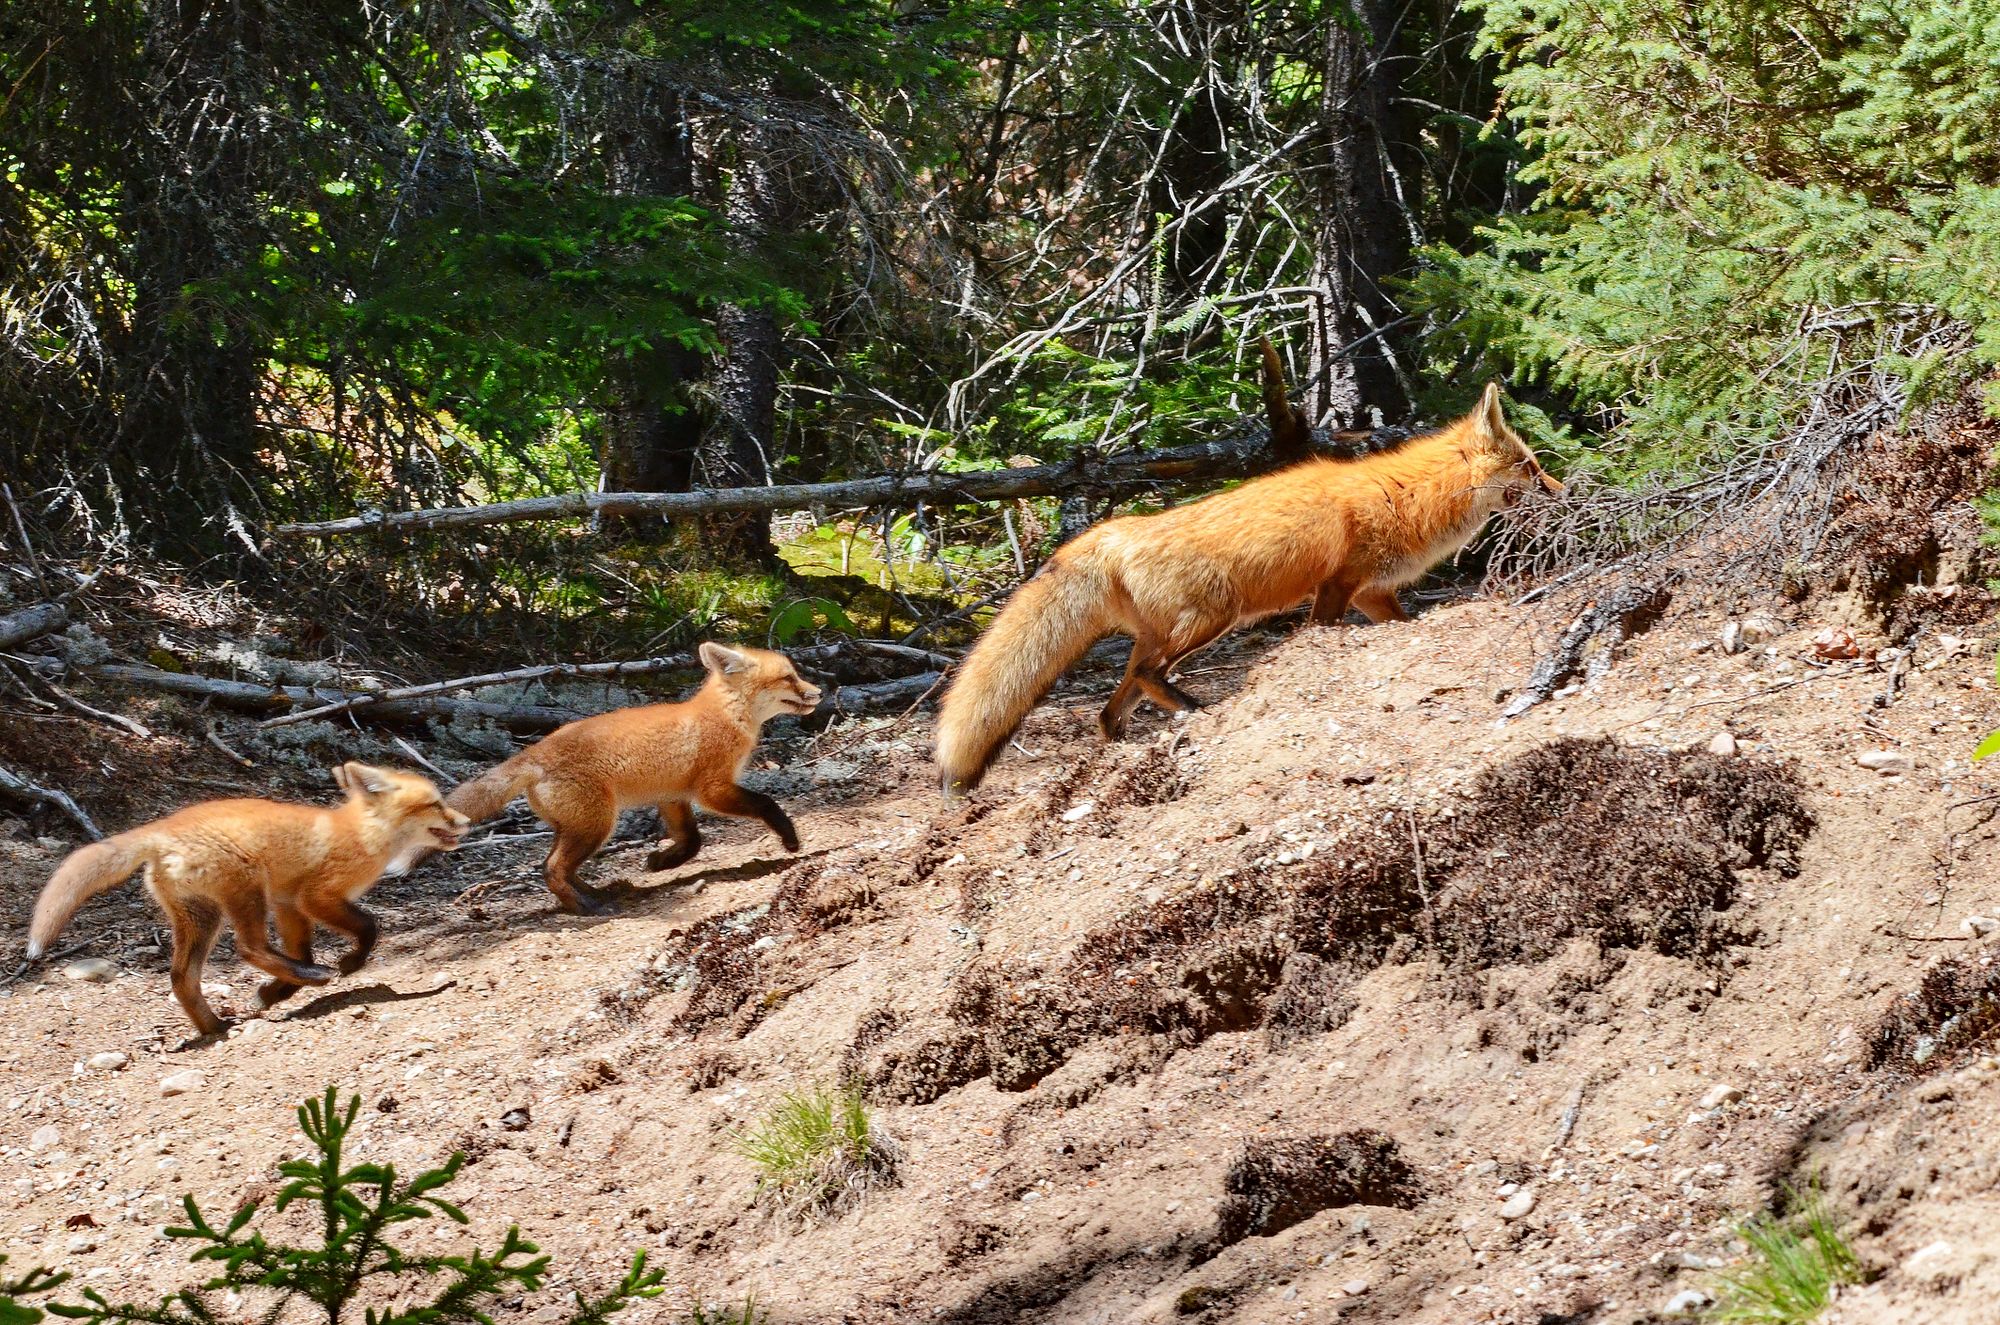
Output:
[257, 638, 957, 730]
[21, 660, 580, 734]
[23, 655, 950, 735]
[0, 601, 65, 650]
[273, 423, 1396, 539]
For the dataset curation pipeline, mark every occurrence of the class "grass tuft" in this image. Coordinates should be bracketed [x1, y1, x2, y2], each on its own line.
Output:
[683, 1296, 765, 1325]
[733, 1081, 900, 1220]
[1709, 1184, 1864, 1322]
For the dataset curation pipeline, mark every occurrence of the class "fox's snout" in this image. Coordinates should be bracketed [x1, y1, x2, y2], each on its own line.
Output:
[429, 807, 472, 850]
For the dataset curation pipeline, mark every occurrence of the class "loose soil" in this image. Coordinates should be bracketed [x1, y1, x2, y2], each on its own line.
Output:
[7, 476, 2000, 1322]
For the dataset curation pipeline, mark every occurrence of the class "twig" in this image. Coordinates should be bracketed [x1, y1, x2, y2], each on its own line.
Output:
[203, 720, 256, 768]
[1877, 928, 1972, 943]
[0, 764, 102, 839]
[2, 933, 102, 987]
[1544, 1082, 1586, 1159]
[1, 482, 44, 592]
[10, 664, 151, 738]
[390, 735, 456, 786]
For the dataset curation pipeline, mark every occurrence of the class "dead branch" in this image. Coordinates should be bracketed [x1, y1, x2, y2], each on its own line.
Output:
[0, 764, 103, 839]
[272, 423, 1386, 539]
[22, 654, 944, 736]
[1498, 582, 1673, 722]
[0, 601, 65, 650]
[257, 638, 957, 730]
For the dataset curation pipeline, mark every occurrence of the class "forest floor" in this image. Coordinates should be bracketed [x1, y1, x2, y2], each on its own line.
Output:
[8, 463, 2000, 1323]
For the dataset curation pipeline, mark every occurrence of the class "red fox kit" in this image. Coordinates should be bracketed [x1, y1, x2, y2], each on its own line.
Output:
[26, 764, 467, 1034]
[446, 642, 822, 914]
[935, 348, 1563, 793]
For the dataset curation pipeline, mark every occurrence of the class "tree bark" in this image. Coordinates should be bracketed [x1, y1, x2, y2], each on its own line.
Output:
[706, 118, 787, 564]
[1305, 0, 1418, 431]
[120, 0, 268, 550]
[600, 81, 704, 542]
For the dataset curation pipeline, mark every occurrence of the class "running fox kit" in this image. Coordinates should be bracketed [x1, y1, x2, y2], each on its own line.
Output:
[934, 349, 1564, 793]
[26, 763, 467, 1035]
[446, 642, 822, 914]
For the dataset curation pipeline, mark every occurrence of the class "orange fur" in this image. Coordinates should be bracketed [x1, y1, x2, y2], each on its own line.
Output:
[26, 764, 467, 1035]
[446, 643, 821, 914]
[935, 363, 1563, 793]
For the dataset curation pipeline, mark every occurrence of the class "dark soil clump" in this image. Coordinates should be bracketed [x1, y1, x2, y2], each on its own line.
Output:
[1211, 1130, 1424, 1251]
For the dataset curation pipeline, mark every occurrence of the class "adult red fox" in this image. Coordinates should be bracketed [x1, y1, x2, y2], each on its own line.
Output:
[26, 764, 467, 1034]
[935, 349, 1563, 793]
[446, 642, 821, 914]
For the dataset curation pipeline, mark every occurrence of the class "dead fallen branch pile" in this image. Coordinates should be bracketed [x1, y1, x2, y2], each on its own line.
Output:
[273, 421, 1395, 539]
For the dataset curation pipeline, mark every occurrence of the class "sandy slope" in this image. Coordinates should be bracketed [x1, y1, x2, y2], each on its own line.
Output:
[4, 588, 2000, 1325]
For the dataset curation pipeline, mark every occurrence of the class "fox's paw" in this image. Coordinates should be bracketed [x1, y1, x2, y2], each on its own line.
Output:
[294, 963, 336, 986]
[646, 844, 696, 873]
[559, 888, 618, 917]
[336, 951, 370, 977]
[780, 833, 802, 853]
[257, 979, 300, 1009]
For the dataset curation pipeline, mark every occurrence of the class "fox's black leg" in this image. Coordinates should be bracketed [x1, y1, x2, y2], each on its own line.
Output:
[700, 783, 800, 853]
[647, 801, 703, 872]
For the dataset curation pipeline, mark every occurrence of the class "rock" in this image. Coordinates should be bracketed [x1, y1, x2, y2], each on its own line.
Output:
[1812, 627, 1860, 660]
[1961, 916, 2000, 939]
[28, 1125, 61, 1151]
[1341, 768, 1379, 786]
[1706, 732, 1738, 757]
[87, 1051, 129, 1072]
[1739, 616, 1779, 647]
[229, 1018, 273, 1042]
[1906, 1241, 1954, 1275]
[65, 1234, 98, 1255]
[1719, 622, 1744, 655]
[1496, 1182, 1519, 1197]
[1856, 749, 1913, 775]
[1498, 1189, 1536, 1220]
[498, 1106, 531, 1132]
[159, 1070, 206, 1097]
[63, 959, 116, 984]
[1698, 1084, 1743, 1110]
[1342, 1280, 1370, 1297]
[1662, 1288, 1711, 1316]
[1059, 800, 1096, 823]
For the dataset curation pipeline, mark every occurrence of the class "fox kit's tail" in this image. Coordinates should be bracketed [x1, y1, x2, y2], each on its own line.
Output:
[445, 755, 539, 824]
[28, 831, 154, 958]
[936, 551, 1116, 795]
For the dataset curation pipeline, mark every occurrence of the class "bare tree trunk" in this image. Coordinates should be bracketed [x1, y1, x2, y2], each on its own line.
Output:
[120, 0, 268, 551]
[1305, 0, 1418, 431]
[706, 118, 786, 564]
[600, 81, 704, 542]
[1147, 0, 1239, 302]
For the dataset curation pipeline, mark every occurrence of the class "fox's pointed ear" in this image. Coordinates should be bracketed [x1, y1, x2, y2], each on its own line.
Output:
[335, 761, 396, 796]
[699, 641, 750, 675]
[1469, 381, 1509, 445]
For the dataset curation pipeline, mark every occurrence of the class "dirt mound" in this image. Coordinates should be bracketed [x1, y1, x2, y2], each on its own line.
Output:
[1212, 1130, 1425, 1250]
[860, 737, 1814, 1098]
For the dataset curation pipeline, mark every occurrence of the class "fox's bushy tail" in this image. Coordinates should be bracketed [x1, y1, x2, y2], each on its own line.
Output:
[935, 551, 1116, 794]
[28, 832, 153, 958]
[446, 756, 539, 823]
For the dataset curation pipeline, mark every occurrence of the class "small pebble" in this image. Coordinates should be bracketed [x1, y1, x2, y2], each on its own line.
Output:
[1706, 732, 1738, 757]
[1856, 749, 1913, 775]
[28, 1124, 61, 1151]
[1698, 1084, 1743, 1110]
[1662, 1288, 1711, 1316]
[1498, 1189, 1536, 1220]
[87, 1051, 129, 1072]
[63, 959, 116, 984]
[1342, 1280, 1370, 1297]
[159, 1070, 206, 1097]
